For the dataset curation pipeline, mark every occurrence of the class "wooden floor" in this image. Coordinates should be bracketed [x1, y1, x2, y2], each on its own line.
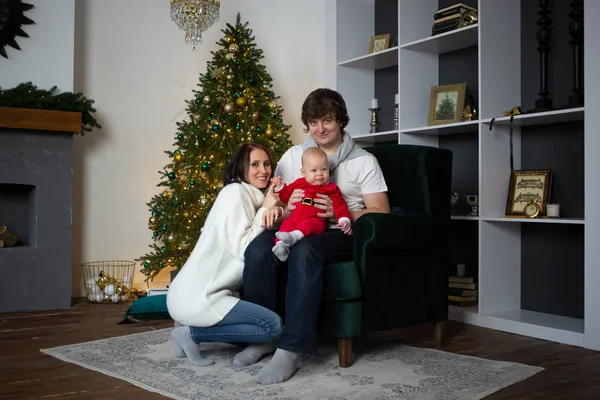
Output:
[1, 300, 598, 400]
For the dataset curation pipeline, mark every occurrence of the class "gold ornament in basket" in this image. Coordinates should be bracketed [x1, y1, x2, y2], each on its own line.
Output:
[81, 260, 135, 303]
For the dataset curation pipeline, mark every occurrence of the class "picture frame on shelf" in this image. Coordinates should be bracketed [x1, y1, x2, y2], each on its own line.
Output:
[505, 169, 553, 217]
[427, 83, 467, 126]
[369, 34, 391, 53]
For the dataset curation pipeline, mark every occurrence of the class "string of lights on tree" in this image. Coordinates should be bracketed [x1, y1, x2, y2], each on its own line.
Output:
[137, 13, 292, 281]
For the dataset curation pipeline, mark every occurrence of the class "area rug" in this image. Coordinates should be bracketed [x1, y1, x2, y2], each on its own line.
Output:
[41, 328, 542, 400]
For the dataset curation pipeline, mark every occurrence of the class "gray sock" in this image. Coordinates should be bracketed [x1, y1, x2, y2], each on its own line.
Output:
[171, 326, 214, 366]
[232, 340, 277, 366]
[272, 241, 290, 262]
[275, 230, 303, 247]
[256, 348, 300, 385]
[173, 321, 185, 358]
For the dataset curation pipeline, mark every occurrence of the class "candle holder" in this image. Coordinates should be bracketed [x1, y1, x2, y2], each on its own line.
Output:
[368, 107, 380, 133]
[393, 103, 399, 130]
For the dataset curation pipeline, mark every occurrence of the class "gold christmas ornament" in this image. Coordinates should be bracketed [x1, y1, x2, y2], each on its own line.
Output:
[169, 0, 221, 50]
[174, 153, 183, 162]
[269, 100, 278, 109]
[226, 74, 233, 80]
[252, 112, 260, 119]
[235, 96, 247, 107]
[224, 103, 234, 113]
[265, 128, 273, 137]
[228, 43, 239, 53]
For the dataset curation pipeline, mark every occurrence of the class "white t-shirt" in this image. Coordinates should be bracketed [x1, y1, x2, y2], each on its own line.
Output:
[274, 145, 388, 212]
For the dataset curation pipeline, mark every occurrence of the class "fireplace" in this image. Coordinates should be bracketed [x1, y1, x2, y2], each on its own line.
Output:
[0, 107, 80, 313]
[0, 183, 37, 247]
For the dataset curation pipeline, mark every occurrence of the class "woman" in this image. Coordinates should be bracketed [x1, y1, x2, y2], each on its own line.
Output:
[167, 142, 285, 367]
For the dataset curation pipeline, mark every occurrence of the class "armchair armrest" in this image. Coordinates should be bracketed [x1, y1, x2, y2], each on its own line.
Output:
[353, 213, 437, 253]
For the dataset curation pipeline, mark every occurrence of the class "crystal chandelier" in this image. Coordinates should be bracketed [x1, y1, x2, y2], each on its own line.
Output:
[170, 0, 220, 50]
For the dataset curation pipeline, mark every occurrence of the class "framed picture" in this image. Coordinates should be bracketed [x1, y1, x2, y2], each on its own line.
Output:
[369, 34, 391, 53]
[427, 83, 467, 126]
[505, 169, 553, 216]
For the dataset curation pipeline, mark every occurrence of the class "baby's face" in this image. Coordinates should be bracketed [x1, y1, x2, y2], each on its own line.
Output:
[301, 154, 330, 185]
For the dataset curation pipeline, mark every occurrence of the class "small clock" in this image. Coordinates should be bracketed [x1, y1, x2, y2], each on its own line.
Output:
[523, 200, 540, 218]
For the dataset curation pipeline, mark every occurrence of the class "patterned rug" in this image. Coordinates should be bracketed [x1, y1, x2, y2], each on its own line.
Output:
[40, 328, 542, 400]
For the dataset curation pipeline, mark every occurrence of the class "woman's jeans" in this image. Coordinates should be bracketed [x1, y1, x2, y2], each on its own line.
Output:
[242, 229, 353, 355]
[189, 300, 282, 344]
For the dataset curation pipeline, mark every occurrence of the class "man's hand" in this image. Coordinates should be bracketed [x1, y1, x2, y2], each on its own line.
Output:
[314, 193, 334, 219]
[287, 188, 304, 211]
[337, 219, 352, 235]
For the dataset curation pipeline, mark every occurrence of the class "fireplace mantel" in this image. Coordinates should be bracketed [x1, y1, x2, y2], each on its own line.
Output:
[0, 106, 82, 134]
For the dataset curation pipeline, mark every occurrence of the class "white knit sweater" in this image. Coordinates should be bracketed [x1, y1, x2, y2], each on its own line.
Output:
[166, 182, 267, 327]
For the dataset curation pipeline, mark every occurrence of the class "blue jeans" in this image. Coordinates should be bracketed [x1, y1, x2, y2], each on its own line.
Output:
[242, 229, 353, 355]
[189, 300, 282, 344]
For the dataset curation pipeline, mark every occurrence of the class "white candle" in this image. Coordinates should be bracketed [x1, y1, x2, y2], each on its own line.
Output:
[546, 203, 560, 218]
[371, 98, 378, 109]
[395, 93, 399, 104]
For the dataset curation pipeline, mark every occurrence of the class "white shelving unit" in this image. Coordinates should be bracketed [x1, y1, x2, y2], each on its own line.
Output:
[325, 0, 600, 352]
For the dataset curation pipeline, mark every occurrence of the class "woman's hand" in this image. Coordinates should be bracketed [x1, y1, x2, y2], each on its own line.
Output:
[314, 193, 334, 219]
[286, 188, 304, 211]
[262, 206, 283, 229]
[261, 183, 280, 209]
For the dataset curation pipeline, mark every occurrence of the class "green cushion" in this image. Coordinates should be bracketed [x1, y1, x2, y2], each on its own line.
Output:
[118, 294, 170, 324]
[323, 261, 362, 301]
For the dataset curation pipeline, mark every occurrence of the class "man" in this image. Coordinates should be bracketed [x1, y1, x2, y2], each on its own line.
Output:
[237, 88, 390, 384]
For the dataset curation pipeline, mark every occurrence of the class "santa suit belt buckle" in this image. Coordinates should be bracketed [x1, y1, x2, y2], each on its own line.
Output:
[301, 197, 314, 206]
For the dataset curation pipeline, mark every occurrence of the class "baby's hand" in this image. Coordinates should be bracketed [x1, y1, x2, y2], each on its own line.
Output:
[337, 219, 352, 235]
[271, 176, 282, 188]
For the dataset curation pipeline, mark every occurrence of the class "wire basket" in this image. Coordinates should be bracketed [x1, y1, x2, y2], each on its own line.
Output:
[81, 260, 135, 303]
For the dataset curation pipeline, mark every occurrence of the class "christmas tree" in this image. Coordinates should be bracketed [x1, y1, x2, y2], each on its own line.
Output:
[435, 93, 457, 120]
[138, 13, 292, 281]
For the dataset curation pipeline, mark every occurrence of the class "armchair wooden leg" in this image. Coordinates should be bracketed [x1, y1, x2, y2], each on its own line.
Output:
[337, 338, 353, 368]
[433, 321, 446, 348]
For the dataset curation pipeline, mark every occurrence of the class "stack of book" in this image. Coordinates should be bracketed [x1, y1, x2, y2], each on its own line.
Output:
[432, 3, 478, 36]
[448, 275, 477, 306]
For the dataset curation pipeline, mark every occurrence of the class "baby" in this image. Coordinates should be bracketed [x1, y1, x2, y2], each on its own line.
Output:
[271, 147, 352, 262]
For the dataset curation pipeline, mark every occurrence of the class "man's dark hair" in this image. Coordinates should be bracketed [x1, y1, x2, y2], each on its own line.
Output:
[301, 88, 350, 132]
[224, 142, 274, 186]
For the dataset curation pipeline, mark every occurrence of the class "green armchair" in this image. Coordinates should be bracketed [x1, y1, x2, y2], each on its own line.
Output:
[319, 144, 453, 367]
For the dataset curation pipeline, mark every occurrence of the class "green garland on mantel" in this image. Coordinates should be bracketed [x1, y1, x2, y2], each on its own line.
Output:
[0, 82, 101, 132]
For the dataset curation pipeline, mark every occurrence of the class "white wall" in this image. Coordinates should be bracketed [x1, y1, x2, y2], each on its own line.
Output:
[0, 0, 75, 91]
[71, 0, 326, 293]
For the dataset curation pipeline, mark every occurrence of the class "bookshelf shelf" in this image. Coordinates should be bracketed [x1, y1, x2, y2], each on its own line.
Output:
[451, 307, 585, 347]
[338, 47, 398, 70]
[400, 24, 478, 54]
[352, 130, 398, 143]
[400, 121, 479, 135]
[482, 107, 584, 127]
[482, 217, 585, 225]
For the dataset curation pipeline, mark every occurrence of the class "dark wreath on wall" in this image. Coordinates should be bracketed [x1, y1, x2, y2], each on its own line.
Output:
[0, 0, 35, 59]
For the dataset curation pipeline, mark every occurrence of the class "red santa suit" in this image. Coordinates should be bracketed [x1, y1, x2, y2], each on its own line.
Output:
[275, 177, 351, 242]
